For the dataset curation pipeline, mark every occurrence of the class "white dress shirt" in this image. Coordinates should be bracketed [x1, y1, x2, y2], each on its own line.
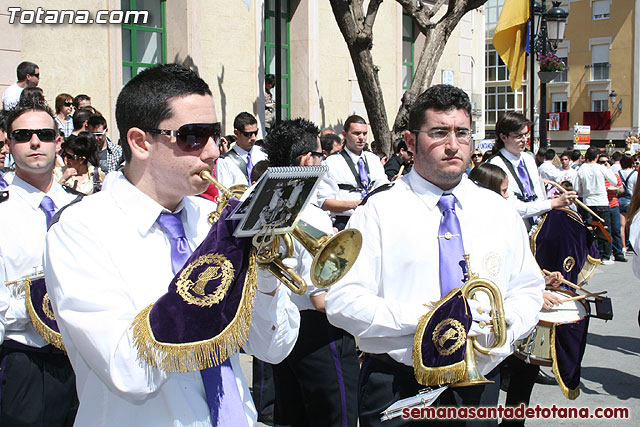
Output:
[325, 170, 544, 375]
[574, 162, 618, 206]
[216, 145, 268, 187]
[44, 173, 300, 427]
[0, 175, 76, 346]
[490, 149, 552, 219]
[316, 147, 389, 216]
[538, 160, 563, 182]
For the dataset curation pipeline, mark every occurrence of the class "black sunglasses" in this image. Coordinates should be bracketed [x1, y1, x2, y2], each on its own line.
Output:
[0, 140, 4, 149]
[30, 73, 40, 78]
[61, 151, 81, 160]
[309, 151, 324, 158]
[63, 102, 73, 107]
[143, 122, 221, 152]
[11, 128, 57, 142]
[239, 129, 259, 138]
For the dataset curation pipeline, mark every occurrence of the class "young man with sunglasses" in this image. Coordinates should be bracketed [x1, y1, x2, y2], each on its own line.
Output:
[0, 101, 79, 425]
[2, 61, 40, 110]
[43, 64, 300, 426]
[262, 118, 359, 427]
[87, 114, 124, 174]
[216, 111, 268, 187]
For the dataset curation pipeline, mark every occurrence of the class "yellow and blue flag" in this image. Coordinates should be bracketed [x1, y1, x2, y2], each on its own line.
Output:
[492, 0, 530, 90]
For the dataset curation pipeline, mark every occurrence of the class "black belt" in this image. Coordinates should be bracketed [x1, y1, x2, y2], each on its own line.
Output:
[365, 353, 414, 375]
[2, 339, 65, 355]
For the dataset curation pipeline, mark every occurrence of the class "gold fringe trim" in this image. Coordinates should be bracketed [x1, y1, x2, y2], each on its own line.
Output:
[550, 324, 580, 400]
[131, 249, 259, 373]
[528, 212, 548, 257]
[24, 279, 66, 351]
[413, 289, 467, 387]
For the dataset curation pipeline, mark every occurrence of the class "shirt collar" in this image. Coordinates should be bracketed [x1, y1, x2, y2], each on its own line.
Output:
[500, 147, 523, 165]
[232, 144, 251, 158]
[405, 168, 471, 211]
[10, 174, 69, 211]
[110, 173, 194, 237]
[344, 146, 363, 162]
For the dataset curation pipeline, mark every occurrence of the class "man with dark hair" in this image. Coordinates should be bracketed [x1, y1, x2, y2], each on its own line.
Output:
[320, 133, 342, 158]
[44, 63, 299, 426]
[537, 147, 563, 182]
[384, 138, 413, 181]
[325, 84, 544, 427]
[263, 118, 359, 427]
[0, 100, 79, 425]
[2, 61, 40, 109]
[571, 149, 582, 169]
[317, 114, 388, 230]
[71, 108, 93, 136]
[72, 94, 91, 110]
[216, 111, 267, 187]
[558, 150, 577, 183]
[489, 112, 574, 226]
[574, 146, 619, 264]
[87, 114, 123, 173]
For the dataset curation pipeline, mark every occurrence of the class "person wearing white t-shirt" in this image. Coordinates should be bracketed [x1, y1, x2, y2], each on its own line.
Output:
[2, 61, 40, 110]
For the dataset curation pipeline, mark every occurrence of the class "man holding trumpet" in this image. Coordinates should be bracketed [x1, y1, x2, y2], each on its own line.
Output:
[44, 64, 300, 426]
[325, 85, 545, 427]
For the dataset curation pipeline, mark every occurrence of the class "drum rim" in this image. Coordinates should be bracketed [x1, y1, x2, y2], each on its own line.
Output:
[538, 288, 589, 327]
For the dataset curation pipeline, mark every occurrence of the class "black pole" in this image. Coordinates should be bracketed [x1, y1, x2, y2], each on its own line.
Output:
[530, 0, 536, 150]
[274, 0, 282, 126]
[539, 0, 548, 147]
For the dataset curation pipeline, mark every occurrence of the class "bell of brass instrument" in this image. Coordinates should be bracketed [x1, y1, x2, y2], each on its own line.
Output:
[451, 254, 507, 388]
[198, 169, 362, 295]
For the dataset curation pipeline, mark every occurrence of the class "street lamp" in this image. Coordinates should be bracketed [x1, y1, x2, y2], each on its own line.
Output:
[530, 1, 569, 148]
[609, 91, 623, 112]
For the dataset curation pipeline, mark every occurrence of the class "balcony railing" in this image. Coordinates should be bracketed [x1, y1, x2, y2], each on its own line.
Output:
[585, 62, 610, 80]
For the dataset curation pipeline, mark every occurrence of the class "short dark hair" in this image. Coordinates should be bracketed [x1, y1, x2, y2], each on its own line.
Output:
[408, 85, 472, 131]
[621, 154, 634, 169]
[115, 64, 212, 162]
[493, 112, 532, 152]
[612, 151, 622, 162]
[343, 114, 366, 133]
[544, 148, 555, 161]
[468, 162, 508, 196]
[17, 87, 45, 107]
[0, 110, 7, 132]
[321, 133, 341, 154]
[233, 112, 257, 131]
[250, 160, 270, 183]
[263, 118, 320, 167]
[571, 149, 581, 162]
[87, 114, 107, 130]
[73, 108, 93, 131]
[55, 93, 73, 114]
[585, 146, 600, 162]
[62, 132, 100, 167]
[16, 61, 38, 81]
[265, 74, 276, 86]
[73, 94, 91, 109]
[5, 101, 55, 135]
[560, 150, 572, 159]
[392, 138, 409, 154]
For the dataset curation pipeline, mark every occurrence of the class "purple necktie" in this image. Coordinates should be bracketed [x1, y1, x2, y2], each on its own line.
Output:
[437, 194, 466, 297]
[155, 211, 246, 426]
[516, 160, 533, 197]
[0, 175, 7, 190]
[40, 196, 56, 227]
[357, 157, 369, 199]
[246, 151, 253, 184]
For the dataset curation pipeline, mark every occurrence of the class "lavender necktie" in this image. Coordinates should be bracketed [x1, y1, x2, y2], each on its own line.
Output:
[357, 157, 369, 199]
[0, 175, 7, 190]
[246, 151, 253, 184]
[516, 160, 533, 198]
[437, 194, 466, 297]
[155, 211, 246, 426]
[40, 196, 56, 227]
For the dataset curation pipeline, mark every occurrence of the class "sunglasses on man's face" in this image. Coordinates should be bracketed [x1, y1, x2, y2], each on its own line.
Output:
[239, 129, 259, 138]
[11, 128, 57, 142]
[143, 122, 221, 152]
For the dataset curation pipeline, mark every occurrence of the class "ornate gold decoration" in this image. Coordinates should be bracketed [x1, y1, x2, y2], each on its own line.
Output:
[432, 319, 466, 356]
[482, 252, 501, 279]
[563, 256, 576, 273]
[176, 254, 235, 307]
[42, 294, 55, 321]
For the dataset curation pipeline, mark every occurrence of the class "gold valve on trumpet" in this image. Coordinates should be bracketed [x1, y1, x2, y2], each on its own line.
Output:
[198, 169, 362, 295]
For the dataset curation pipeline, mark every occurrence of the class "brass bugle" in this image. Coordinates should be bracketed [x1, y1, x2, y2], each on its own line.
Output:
[255, 234, 308, 295]
[451, 255, 507, 388]
[199, 169, 247, 225]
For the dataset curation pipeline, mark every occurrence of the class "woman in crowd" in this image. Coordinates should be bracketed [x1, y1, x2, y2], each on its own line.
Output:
[54, 93, 75, 138]
[618, 154, 637, 251]
[468, 162, 508, 198]
[57, 132, 105, 195]
[468, 148, 483, 172]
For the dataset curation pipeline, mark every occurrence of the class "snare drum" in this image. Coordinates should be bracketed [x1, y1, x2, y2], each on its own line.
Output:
[514, 289, 590, 366]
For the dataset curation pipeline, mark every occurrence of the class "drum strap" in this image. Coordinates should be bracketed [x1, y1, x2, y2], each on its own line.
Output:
[492, 152, 536, 202]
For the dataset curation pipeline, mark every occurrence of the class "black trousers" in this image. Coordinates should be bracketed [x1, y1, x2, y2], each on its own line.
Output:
[252, 358, 276, 424]
[359, 354, 500, 427]
[273, 310, 359, 427]
[582, 205, 612, 259]
[0, 344, 78, 427]
[499, 356, 539, 427]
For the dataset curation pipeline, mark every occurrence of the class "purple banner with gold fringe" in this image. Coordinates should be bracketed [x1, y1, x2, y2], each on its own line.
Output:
[25, 277, 65, 350]
[551, 315, 590, 400]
